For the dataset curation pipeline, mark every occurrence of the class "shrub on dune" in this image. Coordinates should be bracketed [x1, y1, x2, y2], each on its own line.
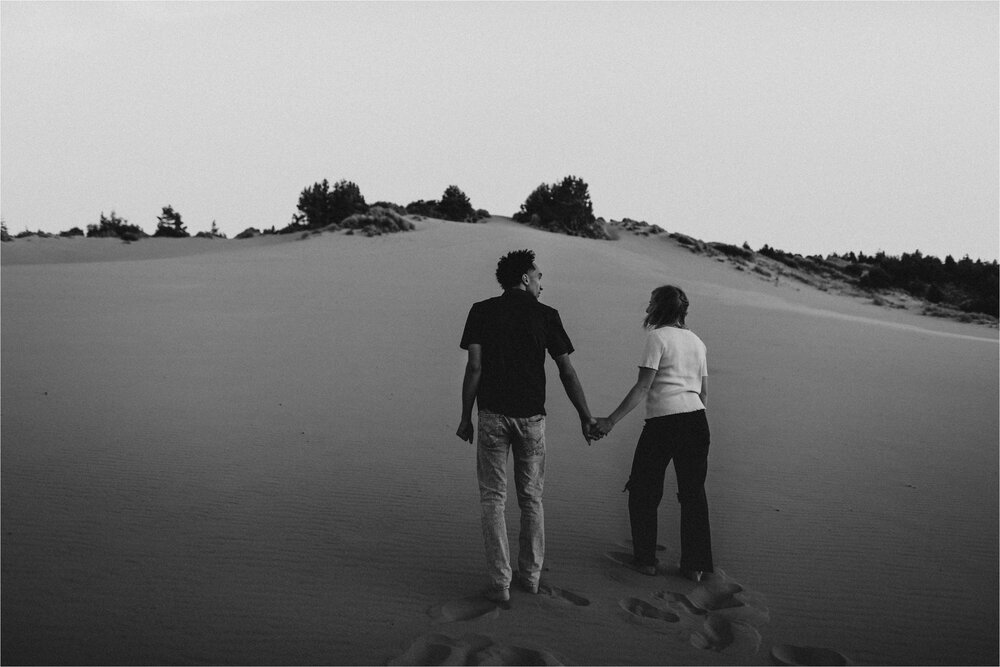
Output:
[87, 211, 147, 241]
[405, 199, 439, 217]
[293, 179, 370, 232]
[403, 188, 488, 222]
[860, 266, 892, 290]
[370, 201, 407, 215]
[514, 175, 609, 239]
[338, 206, 415, 236]
[15, 230, 55, 239]
[194, 221, 227, 239]
[709, 242, 754, 260]
[438, 185, 475, 222]
[153, 205, 190, 238]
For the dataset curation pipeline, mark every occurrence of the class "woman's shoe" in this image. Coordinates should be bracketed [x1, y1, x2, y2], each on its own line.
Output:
[680, 568, 703, 582]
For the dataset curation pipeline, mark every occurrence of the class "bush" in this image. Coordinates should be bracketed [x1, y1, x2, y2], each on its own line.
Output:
[758, 244, 804, 269]
[296, 180, 332, 229]
[405, 199, 440, 217]
[87, 211, 146, 240]
[329, 179, 368, 224]
[438, 185, 475, 222]
[401, 189, 485, 222]
[860, 266, 892, 290]
[513, 175, 608, 239]
[235, 227, 261, 239]
[193, 221, 225, 239]
[153, 205, 189, 238]
[296, 179, 369, 230]
[709, 242, 754, 260]
[370, 201, 407, 215]
[59, 227, 85, 238]
[339, 206, 415, 235]
[842, 263, 864, 278]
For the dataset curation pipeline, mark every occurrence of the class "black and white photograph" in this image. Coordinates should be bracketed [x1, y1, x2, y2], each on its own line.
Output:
[2, 2, 997, 665]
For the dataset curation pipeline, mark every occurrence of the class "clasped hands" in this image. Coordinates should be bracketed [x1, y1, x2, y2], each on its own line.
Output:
[582, 416, 614, 443]
[457, 416, 615, 446]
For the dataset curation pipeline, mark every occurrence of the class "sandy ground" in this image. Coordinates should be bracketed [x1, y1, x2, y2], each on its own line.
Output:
[2, 219, 997, 665]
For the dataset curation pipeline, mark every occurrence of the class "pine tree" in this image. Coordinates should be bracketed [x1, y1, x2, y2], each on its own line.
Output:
[438, 185, 474, 221]
[154, 205, 189, 238]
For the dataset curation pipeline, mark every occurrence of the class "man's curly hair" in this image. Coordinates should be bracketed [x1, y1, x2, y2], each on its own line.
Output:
[495, 249, 536, 289]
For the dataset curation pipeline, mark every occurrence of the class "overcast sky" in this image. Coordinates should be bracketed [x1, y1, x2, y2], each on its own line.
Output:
[2, 1, 997, 260]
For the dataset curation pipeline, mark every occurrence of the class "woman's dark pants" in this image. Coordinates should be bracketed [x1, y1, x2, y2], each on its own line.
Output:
[626, 409, 713, 572]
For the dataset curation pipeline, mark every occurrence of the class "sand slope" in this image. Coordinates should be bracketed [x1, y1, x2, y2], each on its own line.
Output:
[2, 219, 997, 665]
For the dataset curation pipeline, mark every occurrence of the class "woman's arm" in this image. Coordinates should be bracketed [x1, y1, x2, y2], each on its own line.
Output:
[595, 367, 656, 435]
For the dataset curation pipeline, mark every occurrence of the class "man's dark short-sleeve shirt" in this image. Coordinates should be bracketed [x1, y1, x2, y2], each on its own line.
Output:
[460, 290, 574, 418]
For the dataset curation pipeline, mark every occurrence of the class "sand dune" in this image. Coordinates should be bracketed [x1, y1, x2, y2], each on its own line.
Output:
[2, 218, 997, 665]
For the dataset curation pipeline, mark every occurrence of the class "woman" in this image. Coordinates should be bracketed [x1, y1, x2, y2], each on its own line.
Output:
[593, 285, 713, 582]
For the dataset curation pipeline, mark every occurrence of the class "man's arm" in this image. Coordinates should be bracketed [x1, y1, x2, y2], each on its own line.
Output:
[699, 376, 708, 408]
[456, 344, 482, 443]
[553, 353, 595, 443]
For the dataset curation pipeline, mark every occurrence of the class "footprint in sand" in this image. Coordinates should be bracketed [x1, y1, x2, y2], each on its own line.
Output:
[427, 596, 501, 623]
[619, 597, 681, 626]
[770, 644, 852, 666]
[389, 632, 564, 666]
[537, 582, 590, 607]
[652, 579, 766, 653]
[605, 544, 769, 655]
[655, 580, 746, 615]
[688, 613, 763, 653]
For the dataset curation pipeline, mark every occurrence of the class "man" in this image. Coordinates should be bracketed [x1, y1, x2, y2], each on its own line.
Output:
[457, 249, 596, 602]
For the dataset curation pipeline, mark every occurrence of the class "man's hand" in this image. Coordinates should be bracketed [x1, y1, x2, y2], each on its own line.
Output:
[456, 419, 474, 444]
[592, 417, 614, 438]
[581, 417, 598, 445]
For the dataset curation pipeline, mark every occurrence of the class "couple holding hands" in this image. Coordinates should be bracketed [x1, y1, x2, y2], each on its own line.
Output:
[457, 249, 713, 603]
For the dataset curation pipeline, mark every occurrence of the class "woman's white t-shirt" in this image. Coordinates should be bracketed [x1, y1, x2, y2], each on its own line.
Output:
[639, 326, 707, 419]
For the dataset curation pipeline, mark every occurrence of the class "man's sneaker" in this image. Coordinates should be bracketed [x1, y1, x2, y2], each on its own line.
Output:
[515, 575, 540, 595]
[483, 587, 510, 603]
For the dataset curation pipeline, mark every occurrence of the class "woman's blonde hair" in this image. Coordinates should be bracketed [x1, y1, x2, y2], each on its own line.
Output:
[644, 285, 689, 329]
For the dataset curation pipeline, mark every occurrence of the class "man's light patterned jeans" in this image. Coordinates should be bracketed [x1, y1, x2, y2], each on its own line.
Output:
[476, 410, 545, 591]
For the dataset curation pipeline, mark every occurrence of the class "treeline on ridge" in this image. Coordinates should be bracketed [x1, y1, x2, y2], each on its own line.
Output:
[0, 175, 603, 242]
[832, 248, 997, 317]
[2, 177, 995, 319]
[744, 243, 997, 318]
